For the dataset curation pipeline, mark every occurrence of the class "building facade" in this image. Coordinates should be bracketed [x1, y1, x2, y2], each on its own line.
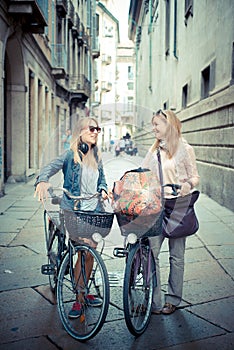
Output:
[129, 0, 234, 210]
[91, 1, 136, 151]
[115, 43, 136, 139]
[0, 0, 100, 193]
[92, 1, 119, 150]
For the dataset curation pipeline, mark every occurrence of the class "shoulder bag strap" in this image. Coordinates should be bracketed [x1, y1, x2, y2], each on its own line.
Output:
[157, 149, 165, 200]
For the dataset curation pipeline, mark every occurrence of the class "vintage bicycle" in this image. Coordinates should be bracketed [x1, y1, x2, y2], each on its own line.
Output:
[41, 187, 114, 341]
[113, 173, 181, 336]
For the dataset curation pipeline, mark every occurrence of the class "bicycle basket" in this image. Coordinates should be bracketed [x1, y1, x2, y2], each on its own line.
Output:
[64, 210, 114, 241]
[116, 210, 163, 239]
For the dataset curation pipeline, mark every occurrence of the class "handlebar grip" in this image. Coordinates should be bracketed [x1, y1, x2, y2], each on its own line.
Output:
[163, 184, 181, 196]
[48, 187, 62, 205]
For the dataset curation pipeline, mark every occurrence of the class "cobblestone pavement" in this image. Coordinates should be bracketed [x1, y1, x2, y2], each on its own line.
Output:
[0, 152, 233, 350]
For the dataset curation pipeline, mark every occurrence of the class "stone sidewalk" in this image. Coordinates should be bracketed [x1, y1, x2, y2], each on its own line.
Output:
[0, 152, 233, 349]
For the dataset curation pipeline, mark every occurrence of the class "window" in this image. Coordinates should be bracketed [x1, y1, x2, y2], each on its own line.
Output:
[127, 97, 134, 112]
[165, 0, 170, 56]
[103, 21, 113, 37]
[182, 84, 188, 108]
[127, 82, 134, 90]
[185, 0, 193, 25]
[201, 60, 216, 99]
[128, 66, 134, 80]
[29, 70, 35, 168]
[96, 14, 99, 36]
[201, 66, 210, 99]
[232, 42, 234, 85]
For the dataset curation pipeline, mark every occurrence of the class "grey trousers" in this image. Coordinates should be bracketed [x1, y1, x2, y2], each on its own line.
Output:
[150, 234, 186, 311]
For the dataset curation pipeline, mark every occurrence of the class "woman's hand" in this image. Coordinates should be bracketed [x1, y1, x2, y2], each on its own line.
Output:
[108, 188, 113, 199]
[180, 182, 191, 196]
[34, 182, 51, 202]
[101, 189, 109, 200]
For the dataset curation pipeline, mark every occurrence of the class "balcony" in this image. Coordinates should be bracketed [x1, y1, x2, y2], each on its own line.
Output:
[67, 0, 75, 28]
[101, 81, 112, 92]
[120, 115, 134, 125]
[56, 0, 67, 18]
[93, 61, 99, 83]
[92, 37, 100, 59]
[78, 23, 85, 46]
[69, 74, 91, 103]
[71, 13, 80, 38]
[51, 44, 67, 79]
[101, 109, 112, 122]
[8, 0, 47, 33]
[102, 54, 112, 65]
[83, 34, 89, 48]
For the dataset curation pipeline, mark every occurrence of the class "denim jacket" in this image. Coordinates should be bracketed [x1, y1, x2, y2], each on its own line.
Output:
[35, 149, 108, 210]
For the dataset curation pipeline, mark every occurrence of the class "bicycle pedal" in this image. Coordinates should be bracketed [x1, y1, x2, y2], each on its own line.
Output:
[113, 247, 127, 258]
[41, 264, 55, 275]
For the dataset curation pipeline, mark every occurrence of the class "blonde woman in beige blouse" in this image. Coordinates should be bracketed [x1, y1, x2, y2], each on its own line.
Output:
[142, 109, 200, 315]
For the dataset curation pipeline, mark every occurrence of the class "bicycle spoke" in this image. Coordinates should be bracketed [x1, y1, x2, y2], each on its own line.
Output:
[57, 245, 109, 341]
[123, 242, 154, 336]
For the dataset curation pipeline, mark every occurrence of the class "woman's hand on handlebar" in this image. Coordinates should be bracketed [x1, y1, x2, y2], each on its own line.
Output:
[180, 182, 192, 197]
[34, 182, 51, 202]
[101, 189, 109, 200]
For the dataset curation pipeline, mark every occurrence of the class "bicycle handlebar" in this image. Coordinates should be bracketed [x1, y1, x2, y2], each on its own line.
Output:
[48, 187, 101, 206]
[163, 184, 181, 196]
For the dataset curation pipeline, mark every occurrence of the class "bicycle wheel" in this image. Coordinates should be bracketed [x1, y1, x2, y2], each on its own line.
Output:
[123, 240, 155, 336]
[57, 244, 110, 341]
[44, 211, 62, 293]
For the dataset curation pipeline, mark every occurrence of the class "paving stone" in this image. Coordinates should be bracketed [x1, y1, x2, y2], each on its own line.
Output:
[0, 336, 57, 350]
[218, 258, 234, 279]
[0, 246, 48, 291]
[189, 296, 234, 332]
[0, 232, 18, 246]
[183, 259, 234, 304]
[0, 213, 27, 232]
[0, 288, 61, 344]
[198, 221, 234, 245]
[35, 285, 57, 305]
[160, 332, 234, 350]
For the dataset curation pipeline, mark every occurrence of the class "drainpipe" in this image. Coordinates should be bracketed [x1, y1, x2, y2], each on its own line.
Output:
[149, 0, 153, 92]
[173, 0, 178, 59]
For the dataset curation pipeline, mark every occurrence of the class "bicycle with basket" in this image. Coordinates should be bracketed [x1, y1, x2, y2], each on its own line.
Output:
[41, 187, 114, 341]
[112, 158, 182, 336]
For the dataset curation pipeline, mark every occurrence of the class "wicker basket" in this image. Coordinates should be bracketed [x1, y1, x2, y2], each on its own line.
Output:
[64, 210, 114, 241]
[116, 210, 164, 239]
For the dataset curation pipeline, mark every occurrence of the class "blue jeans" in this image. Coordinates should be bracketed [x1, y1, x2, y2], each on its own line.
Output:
[150, 234, 186, 311]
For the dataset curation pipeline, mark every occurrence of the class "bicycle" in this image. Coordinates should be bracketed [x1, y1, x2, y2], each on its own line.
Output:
[41, 187, 114, 341]
[113, 183, 181, 336]
[41, 190, 65, 293]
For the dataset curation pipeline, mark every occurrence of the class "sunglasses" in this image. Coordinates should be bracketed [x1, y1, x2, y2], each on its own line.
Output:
[155, 109, 167, 119]
[89, 126, 101, 133]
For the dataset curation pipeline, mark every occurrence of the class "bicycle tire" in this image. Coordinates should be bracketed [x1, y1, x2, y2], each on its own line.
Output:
[123, 241, 155, 336]
[44, 211, 61, 293]
[56, 244, 110, 341]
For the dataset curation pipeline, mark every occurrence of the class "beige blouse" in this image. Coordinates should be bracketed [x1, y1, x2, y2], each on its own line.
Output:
[142, 138, 200, 198]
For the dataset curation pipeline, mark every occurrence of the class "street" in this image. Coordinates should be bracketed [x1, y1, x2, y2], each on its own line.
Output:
[0, 152, 233, 350]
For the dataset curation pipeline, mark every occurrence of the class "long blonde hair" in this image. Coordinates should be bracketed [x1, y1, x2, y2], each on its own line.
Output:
[70, 117, 101, 168]
[151, 110, 181, 158]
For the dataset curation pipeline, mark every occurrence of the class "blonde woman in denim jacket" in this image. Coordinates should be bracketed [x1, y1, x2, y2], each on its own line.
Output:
[142, 110, 200, 315]
[35, 117, 109, 318]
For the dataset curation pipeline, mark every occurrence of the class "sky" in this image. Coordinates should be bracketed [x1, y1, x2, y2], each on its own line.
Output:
[108, 0, 131, 42]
